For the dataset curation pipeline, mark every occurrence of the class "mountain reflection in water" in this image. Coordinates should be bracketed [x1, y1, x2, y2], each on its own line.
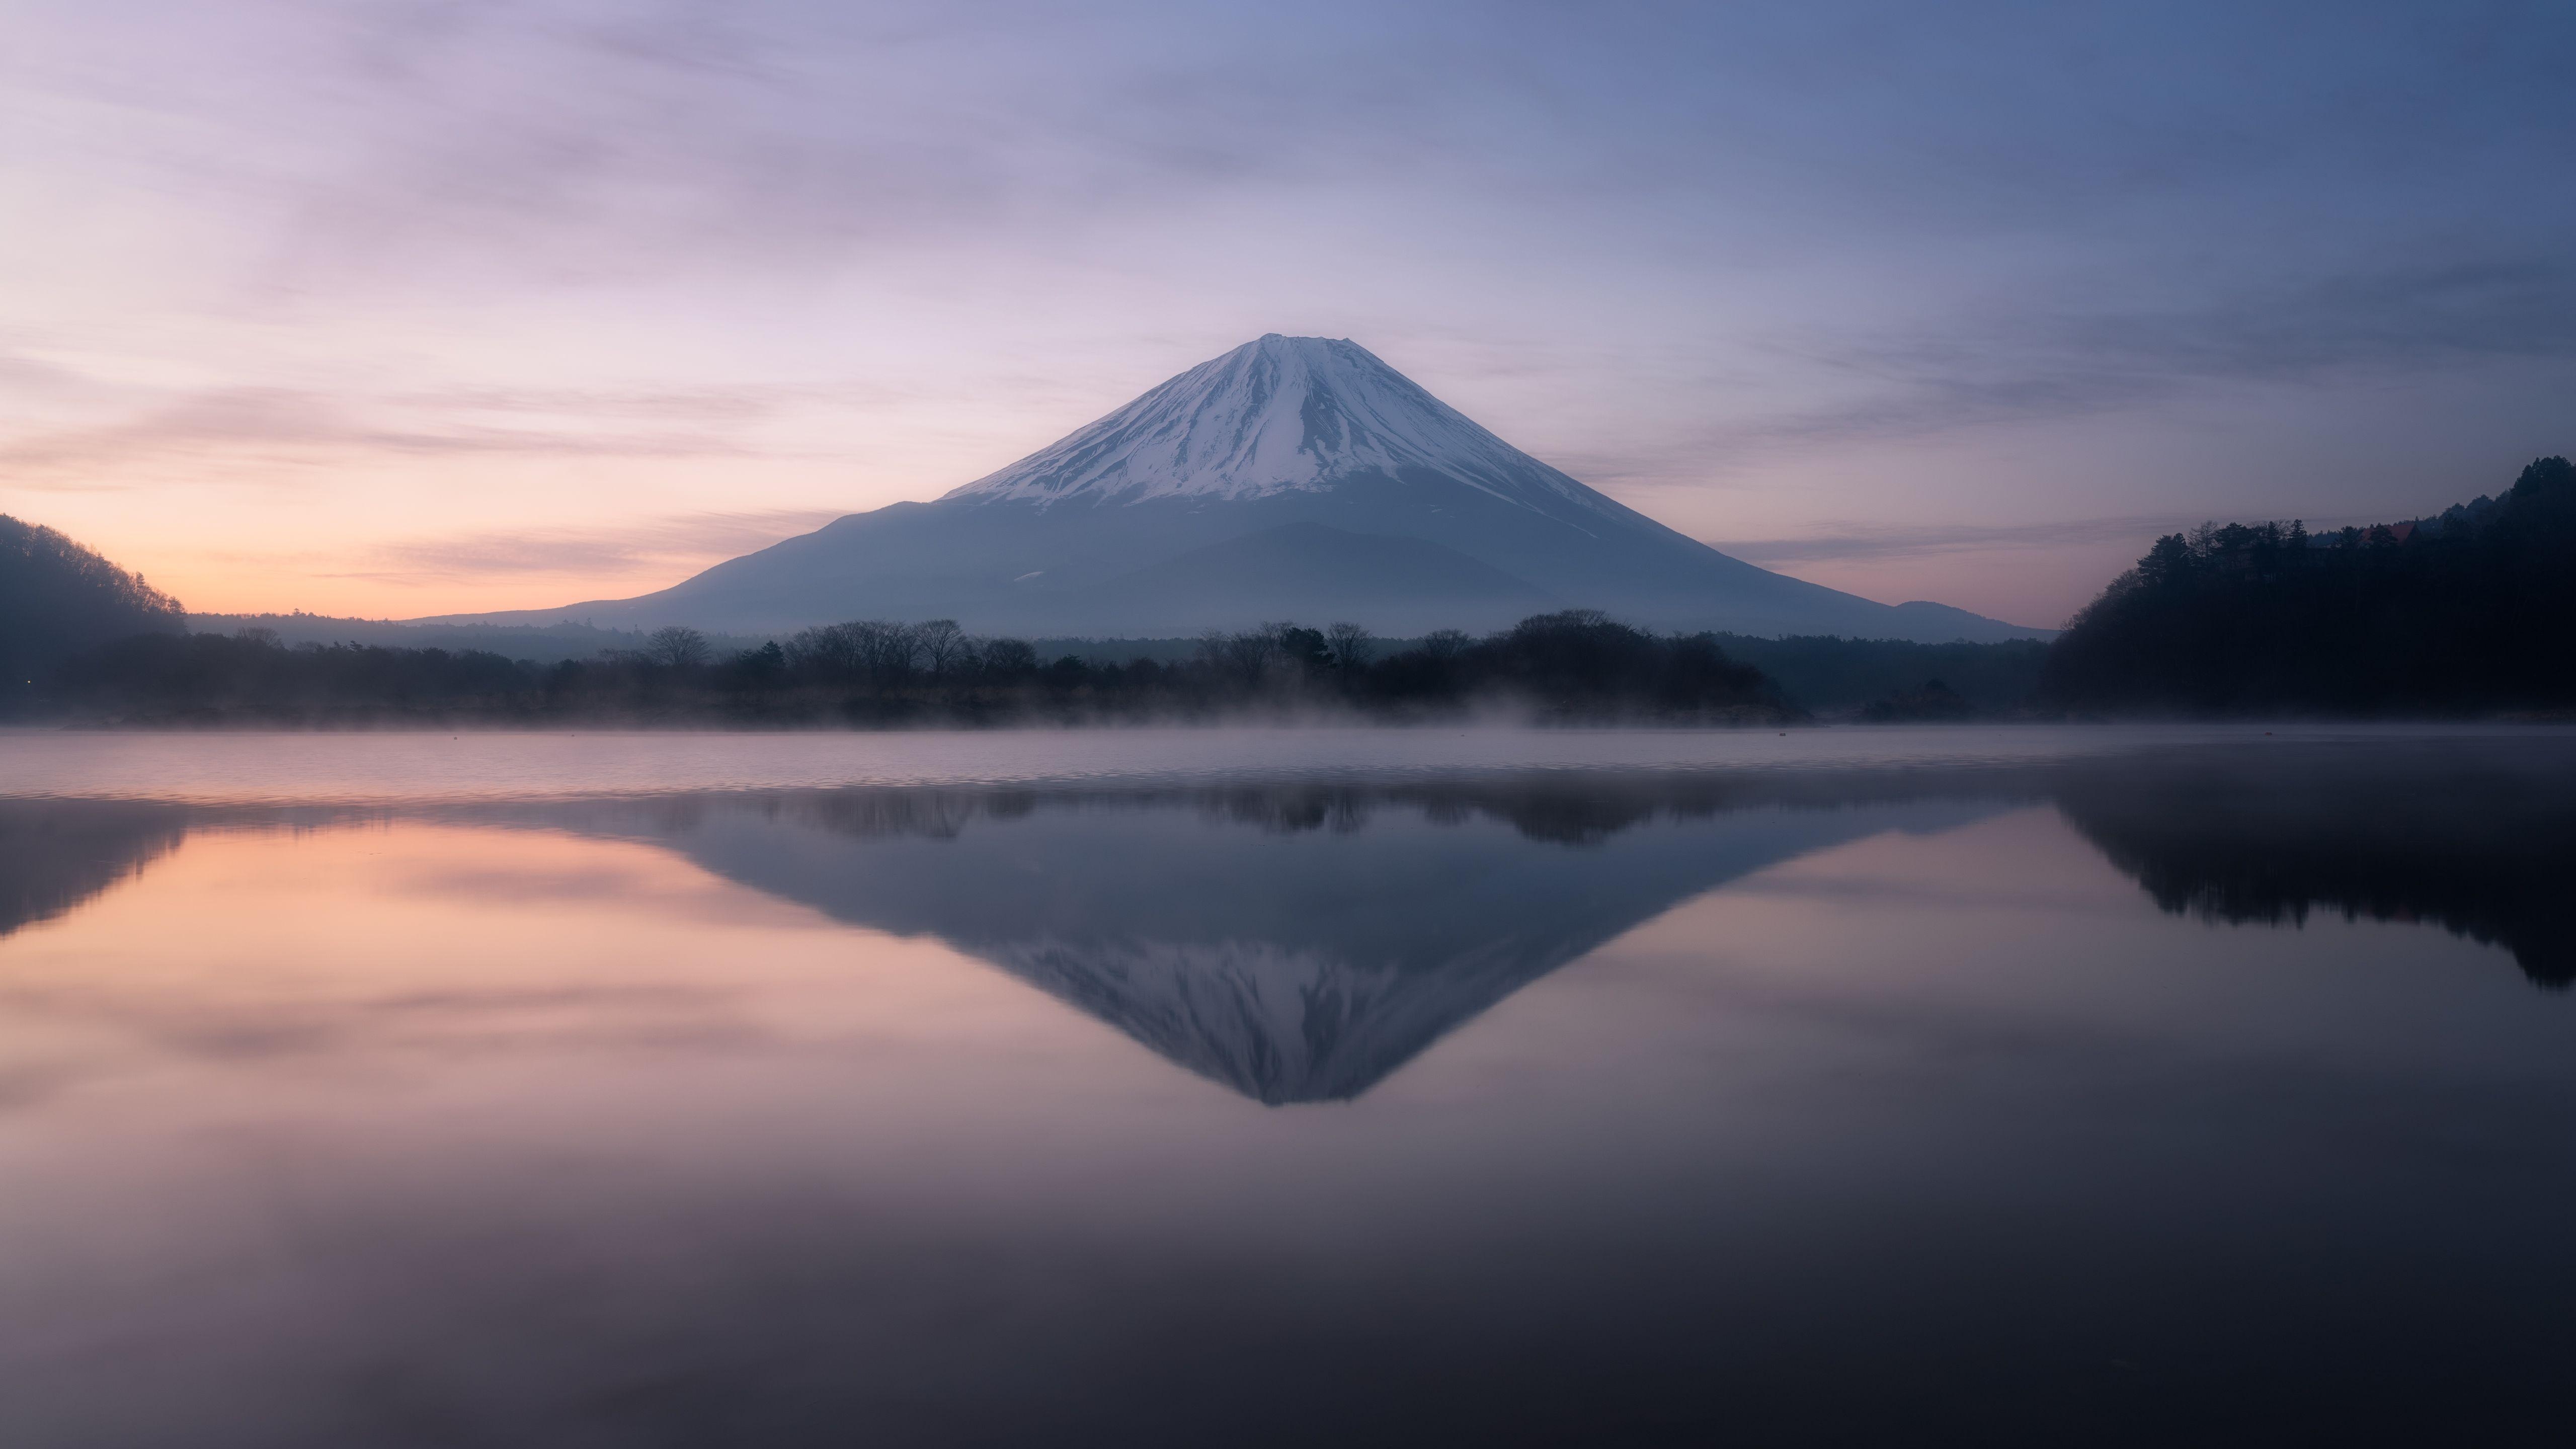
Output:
[6, 736, 2576, 1447]
[579, 783, 2006, 1104]
[6, 740, 2572, 1102]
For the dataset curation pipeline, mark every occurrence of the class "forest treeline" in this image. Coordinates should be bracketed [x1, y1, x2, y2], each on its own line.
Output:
[21, 611, 1798, 727]
[2041, 456, 2576, 714]
[1, 515, 185, 690]
[19, 454, 2569, 726]
[0, 511, 2053, 728]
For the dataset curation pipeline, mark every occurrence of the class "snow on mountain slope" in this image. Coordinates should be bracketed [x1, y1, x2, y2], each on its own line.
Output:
[981, 936, 1550, 1105]
[945, 333, 1618, 517]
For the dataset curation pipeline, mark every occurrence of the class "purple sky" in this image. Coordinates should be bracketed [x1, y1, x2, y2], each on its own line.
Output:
[4, 1, 2571, 626]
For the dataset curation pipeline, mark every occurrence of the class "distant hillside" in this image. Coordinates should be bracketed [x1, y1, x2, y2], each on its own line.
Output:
[187, 613, 769, 665]
[2041, 456, 2576, 714]
[1, 516, 184, 701]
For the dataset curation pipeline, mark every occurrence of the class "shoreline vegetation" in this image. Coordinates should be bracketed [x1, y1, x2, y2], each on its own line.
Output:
[2042, 456, 2575, 716]
[18, 612, 1809, 729]
[5, 455, 2568, 728]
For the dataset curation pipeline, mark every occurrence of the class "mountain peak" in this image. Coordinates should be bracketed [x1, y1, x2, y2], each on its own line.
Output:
[416, 326, 2053, 641]
[942, 335, 1608, 514]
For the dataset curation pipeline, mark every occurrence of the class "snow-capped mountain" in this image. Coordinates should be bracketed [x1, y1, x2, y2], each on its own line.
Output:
[947, 334, 1616, 515]
[427, 335, 2046, 641]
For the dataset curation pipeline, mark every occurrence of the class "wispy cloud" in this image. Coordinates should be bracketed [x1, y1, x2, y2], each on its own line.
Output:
[224, 2, 1435, 289]
[0, 349, 95, 393]
[1713, 516, 2210, 566]
[394, 383, 831, 421]
[1710, 259, 2576, 455]
[1715, 506, 2437, 565]
[0, 386, 774, 474]
[337, 508, 846, 583]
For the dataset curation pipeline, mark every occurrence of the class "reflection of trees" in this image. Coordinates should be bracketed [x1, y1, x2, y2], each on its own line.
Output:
[676, 770, 2052, 849]
[0, 800, 191, 938]
[2055, 744, 2576, 988]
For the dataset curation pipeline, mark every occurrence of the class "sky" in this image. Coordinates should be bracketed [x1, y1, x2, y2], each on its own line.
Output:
[3, 0, 2571, 629]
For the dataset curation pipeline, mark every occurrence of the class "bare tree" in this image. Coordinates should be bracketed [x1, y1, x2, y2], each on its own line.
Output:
[784, 620, 921, 684]
[784, 622, 865, 679]
[977, 637, 1037, 678]
[1324, 621, 1374, 672]
[646, 625, 710, 668]
[1420, 628, 1473, 662]
[882, 628, 918, 682]
[849, 620, 921, 684]
[1198, 625, 1282, 688]
[916, 618, 968, 676]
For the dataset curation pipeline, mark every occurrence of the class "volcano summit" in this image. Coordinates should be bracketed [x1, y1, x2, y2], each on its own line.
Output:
[439, 336, 2041, 641]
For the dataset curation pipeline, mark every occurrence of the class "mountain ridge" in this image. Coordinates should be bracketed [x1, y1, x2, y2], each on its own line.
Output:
[423, 336, 2049, 642]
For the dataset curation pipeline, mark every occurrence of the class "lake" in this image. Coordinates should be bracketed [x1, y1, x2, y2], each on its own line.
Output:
[3, 726, 2572, 1446]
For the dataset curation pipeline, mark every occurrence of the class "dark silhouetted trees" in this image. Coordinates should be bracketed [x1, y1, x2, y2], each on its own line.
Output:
[1437, 610, 1778, 720]
[1324, 621, 1374, 673]
[31, 609, 1798, 727]
[916, 619, 970, 676]
[645, 625, 711, 668]
[52, 631, 539, 723]
[2041, 457, 2576, 714]
[1860, 679, 1972, 722]
[1705, 634, 2049, 715]
[2, 516, 185, 707]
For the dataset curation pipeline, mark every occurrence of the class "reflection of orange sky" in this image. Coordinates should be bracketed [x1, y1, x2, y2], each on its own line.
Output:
[0, 821, 1165, 1112]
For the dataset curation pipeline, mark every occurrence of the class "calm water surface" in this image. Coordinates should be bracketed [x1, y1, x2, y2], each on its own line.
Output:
[2, 727, 2572, 1446]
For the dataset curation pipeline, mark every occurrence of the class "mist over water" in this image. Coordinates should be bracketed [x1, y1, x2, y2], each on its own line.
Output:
[4, 728, 2574, 1445]
[3, 721, 2554, 802]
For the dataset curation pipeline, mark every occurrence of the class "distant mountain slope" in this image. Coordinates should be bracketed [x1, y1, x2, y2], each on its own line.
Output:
[1046, 522, 1559, 636]
[2, 515, 185, 698]
[427, 336, 2048, 642]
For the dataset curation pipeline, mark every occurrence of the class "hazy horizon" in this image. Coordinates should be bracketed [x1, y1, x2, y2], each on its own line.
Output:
[5, 3, 2571, 628]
